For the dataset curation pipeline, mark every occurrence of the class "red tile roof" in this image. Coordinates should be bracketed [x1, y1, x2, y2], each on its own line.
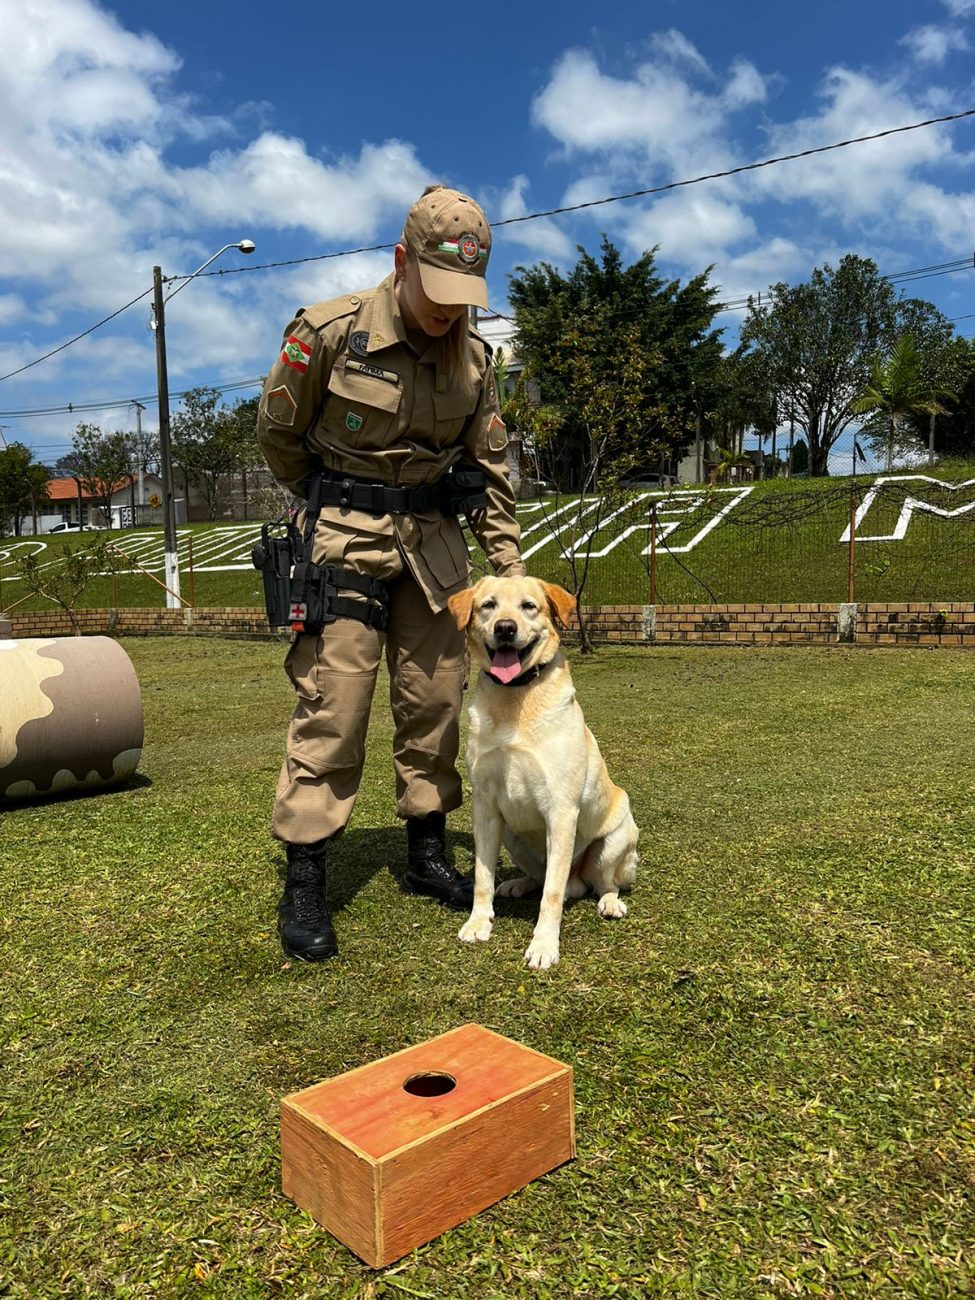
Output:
[46, 476, 132, 501]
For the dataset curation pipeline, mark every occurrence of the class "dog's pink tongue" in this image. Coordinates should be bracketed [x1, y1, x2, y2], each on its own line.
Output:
[489, 647, 522, 683]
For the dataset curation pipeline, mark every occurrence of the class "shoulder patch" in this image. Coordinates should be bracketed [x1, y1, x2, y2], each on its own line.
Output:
[265, 385, 298, 427]
[487, 413, 508, 452]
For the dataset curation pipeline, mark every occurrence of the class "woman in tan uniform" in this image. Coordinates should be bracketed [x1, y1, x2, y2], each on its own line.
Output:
[257, 186, 525, 961]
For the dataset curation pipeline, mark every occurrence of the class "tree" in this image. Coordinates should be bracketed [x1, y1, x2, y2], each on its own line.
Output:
[791, 437, 810, 475]
[60, 424, 133, 525]
[509, 238, 723, 489]
[902, 333, 975, 462]
[0, 443, 50, 536]
[710, 349, 777, 473]
[9, 536, 125, 633]
[892, 299, 968, 463]
[171, 387, 246, 520]
[851, 333, 955, 471]
[225, 394, 262, 520]
[740, 255, 899, 476]
[517, 312, 653, 651]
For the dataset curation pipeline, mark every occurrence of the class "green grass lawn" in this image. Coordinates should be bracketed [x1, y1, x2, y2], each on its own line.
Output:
[3, 462, 973, 614]
[2, 639, 974, 1297]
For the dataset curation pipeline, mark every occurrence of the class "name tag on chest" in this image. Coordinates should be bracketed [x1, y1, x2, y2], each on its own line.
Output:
[344, 358, 400, 385]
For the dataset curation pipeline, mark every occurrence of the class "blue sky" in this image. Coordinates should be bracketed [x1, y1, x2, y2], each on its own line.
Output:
[2, 0, 975, 469]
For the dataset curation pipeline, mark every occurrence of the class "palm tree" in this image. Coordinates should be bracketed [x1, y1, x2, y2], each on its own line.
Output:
[851, 333, 955, 472]
[710, 445, 754, 483]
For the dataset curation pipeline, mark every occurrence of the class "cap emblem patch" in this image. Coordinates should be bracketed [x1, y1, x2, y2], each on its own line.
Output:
[349, 330, 370, 357]
[438, 233, 487, 266]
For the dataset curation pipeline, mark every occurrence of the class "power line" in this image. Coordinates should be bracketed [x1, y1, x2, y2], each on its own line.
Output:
[167, 107, 975, 286]
[0, 377, 262, 421]
[0, 286, 155, 384]
[493, 107, 975, 227]
[3, 103, 975, 405]
[5, 238, 974, 422]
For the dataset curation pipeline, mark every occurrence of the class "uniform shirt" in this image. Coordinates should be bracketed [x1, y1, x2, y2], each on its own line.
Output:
[257, 272, 525, 611]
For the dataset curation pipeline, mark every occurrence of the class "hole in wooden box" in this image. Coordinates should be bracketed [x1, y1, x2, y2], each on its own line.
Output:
[402, 1071, 456, 1097]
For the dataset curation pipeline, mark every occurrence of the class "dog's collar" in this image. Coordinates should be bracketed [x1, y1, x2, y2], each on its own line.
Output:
[481, 658, 556, 689]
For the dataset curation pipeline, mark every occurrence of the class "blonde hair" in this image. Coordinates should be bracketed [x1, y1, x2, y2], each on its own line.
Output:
[403, 244, 475, 392]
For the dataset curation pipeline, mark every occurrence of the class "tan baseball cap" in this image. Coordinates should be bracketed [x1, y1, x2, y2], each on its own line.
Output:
[402, 186, 491, 309]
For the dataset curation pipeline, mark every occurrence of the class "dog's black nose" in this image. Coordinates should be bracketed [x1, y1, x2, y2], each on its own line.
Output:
[494, 619, 517, 644]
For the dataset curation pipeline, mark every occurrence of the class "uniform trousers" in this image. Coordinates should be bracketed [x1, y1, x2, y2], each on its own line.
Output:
[272, 513, 467, 844]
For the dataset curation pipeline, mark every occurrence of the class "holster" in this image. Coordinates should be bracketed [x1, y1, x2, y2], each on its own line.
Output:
[251, 519, 301, 628]
[252, 490, 391, 635]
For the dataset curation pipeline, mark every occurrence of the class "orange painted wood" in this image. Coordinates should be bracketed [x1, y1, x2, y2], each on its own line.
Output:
[280, 1023, 575, 1267]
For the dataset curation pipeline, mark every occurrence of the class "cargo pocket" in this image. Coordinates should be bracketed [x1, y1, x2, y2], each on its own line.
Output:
[325, 365, 403, 447]
[283, 634, 322, 702]
[419, 516, 473, 588]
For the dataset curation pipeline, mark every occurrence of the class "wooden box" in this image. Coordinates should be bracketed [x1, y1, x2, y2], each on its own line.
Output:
[280, 1022, 575, 1267]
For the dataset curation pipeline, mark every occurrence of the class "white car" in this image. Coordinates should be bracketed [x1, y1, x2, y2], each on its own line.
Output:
[47, 522, 94, 533]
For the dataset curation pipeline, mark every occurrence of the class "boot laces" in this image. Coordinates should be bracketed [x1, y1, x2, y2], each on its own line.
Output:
[290, 882, 328, 928]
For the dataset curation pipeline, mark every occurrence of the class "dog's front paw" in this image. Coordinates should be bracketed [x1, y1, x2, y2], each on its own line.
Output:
[598, 893, 628, 919]
[525, 936, 560, 970]
[496, 875, 538, 899]
[458, 914, 494, 944]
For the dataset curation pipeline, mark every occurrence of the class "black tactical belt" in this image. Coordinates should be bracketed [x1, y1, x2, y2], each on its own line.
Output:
[318, 472, 443, 515]
[312, 465, 487, 517]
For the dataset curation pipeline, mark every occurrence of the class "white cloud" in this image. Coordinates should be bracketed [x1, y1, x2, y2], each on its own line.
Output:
[532, 45, 775, 178]
[0, 296, 27, 328]
[724, 58, 769, 108]
[751, 67, 964, 251]
[0, 0, 428, 298]
[650, 30, 712, 77]
[528, 42, 782, 297]
[177, 136, 431, 240]
[0, 0, 439, 428]
[490, 175, 575, 263]
[710, 237, 808, 306]
[532, 49, 730, 175]
[900, 23, 969, 64]
[622, 190, 757, 266]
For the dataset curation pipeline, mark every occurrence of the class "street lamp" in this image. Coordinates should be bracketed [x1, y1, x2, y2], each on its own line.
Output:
[151, 240, 255, 607]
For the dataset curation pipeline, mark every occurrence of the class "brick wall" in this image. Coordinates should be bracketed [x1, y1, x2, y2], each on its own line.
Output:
[4, 607, 282, 641]
[574, 601, 975, 647]
[3, 602, 974, 647]
[857, 602, 975, 647]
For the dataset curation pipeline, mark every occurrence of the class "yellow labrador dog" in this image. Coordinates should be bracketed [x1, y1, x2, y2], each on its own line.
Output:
[448, 575, 638, 970]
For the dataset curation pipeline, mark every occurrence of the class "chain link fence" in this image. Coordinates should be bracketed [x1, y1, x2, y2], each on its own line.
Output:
[494, 476, 975, 606]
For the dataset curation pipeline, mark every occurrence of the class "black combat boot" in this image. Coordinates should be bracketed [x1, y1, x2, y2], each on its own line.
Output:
[278, 838, 338, 961]
[402, 813, 474, 911]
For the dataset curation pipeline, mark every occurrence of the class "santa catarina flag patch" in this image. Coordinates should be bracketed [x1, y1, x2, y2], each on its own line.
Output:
[281, 335, 312, 373]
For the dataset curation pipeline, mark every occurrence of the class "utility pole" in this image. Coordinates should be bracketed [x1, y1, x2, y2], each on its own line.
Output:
[150, 241, 254, 607]
[152, 266, 181, 606]
[131, 400, 147, 507]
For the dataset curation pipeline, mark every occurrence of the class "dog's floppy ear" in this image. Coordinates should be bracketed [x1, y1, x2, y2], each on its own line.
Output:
[447, 587, 476, 630]
[541, 582, 577, 628]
